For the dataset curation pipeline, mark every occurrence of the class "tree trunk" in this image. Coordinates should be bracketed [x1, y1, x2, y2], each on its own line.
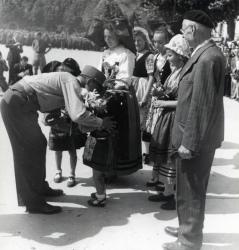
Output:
[227, 18, 236, 40]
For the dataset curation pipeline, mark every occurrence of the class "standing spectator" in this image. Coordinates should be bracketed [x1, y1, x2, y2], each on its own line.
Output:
[163, 10, 225, 250]
[12, 56, 33, 84]
[132, 27, 154, 126]
[32, 32, 51, 74]
[6, 37, 23, 84]
[231, 49, 239, 100]
[0, 51, 9, 92]
[144, 27, 171, 183]
[148, 34, 191, 210]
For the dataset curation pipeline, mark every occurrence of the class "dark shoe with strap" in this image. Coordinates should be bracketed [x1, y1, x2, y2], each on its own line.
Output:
[165, 226, 178, 238]
[88, 193, 106, 207]
[43, 188, 64, 197]
[148, 193, 174, 202]
[26, 203, 62, 214]
[162, 240, 200, 250]
[161, 198, 176, 210]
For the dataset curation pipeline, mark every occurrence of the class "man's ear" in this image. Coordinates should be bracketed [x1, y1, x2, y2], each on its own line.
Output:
[77, 76, 86, 88]
[191, 25, 196, 35]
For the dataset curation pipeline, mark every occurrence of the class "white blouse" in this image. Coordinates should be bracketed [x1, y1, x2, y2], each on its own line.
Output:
[100, 45, 135, 81]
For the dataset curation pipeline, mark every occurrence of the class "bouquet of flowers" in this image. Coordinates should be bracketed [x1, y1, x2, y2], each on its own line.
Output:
[85, 90, 109, 116]
[232, 69, 239, 81]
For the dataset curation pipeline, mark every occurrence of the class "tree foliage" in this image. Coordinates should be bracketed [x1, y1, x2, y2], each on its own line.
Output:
[134, 0, 239, 34]
[0, 0, 87, 33]
[0, 0, 238, 35]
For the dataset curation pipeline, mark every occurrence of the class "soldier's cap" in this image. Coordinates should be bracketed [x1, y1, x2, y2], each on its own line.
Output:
[80, 65, 106, 85]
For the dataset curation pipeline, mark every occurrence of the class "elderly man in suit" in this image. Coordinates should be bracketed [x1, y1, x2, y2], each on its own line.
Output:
[163, 10, 226, 250]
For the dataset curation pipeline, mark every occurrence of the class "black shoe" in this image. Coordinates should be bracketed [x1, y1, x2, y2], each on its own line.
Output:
[26, 203, 62, 214]
[146, 180, 160, 187]
[161, 198, 176, 210]
[43, 188, 64, 197]
[155, 184, 165, 192]
[148, 193, 174, 202]
[163, 240, 200, 250]
[164, 226, 178, 238]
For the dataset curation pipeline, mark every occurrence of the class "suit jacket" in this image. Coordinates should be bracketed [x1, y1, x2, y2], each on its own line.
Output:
[172, 40, 226, 153]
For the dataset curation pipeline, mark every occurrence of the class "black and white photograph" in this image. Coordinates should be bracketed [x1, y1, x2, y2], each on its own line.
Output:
[0, 0, 239, 249]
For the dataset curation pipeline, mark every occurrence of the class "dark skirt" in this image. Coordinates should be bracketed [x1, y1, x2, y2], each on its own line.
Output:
[49, 127, 87, 151]
[149, 109, 175, 164]
[149, 109, 176, 184]
[83, 87, 142, 175]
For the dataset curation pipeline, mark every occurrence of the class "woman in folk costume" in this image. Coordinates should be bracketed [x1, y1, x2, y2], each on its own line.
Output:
[100, 21, 136, 86]
[148, 34, 191, 210]
[132, 26, 154, 126]
[84, 0, 142, 206]
[143, 27, 172, 182]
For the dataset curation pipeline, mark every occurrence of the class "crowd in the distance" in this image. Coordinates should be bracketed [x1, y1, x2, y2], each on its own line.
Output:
[0, 28, 97, 51]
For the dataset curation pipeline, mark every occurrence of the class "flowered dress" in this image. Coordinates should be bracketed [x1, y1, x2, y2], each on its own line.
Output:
[142, 53, 171, 141]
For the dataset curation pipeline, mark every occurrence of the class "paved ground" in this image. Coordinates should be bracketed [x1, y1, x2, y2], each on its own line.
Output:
[0, 97, 239, 250]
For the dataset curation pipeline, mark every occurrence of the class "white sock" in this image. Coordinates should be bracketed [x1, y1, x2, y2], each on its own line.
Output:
[95, 193, 106, 200]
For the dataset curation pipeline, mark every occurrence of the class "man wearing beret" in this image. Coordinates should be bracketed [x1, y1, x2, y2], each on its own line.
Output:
[163, 10, 226, 250]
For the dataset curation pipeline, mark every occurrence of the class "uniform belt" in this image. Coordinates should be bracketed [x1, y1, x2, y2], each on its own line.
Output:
[10, 80, 40, 109]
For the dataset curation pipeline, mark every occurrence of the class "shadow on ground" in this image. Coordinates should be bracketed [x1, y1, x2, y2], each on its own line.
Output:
[207, 172, 239, 196]
[0, 191, 176, 247]
[202, 233, 239, 250]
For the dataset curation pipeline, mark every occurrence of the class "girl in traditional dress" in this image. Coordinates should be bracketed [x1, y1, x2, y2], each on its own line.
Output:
[147, 34, 191, 210]
[43, 58, 86, 188]
[143, 27, 172, 180]
[86, 19, 142, 207]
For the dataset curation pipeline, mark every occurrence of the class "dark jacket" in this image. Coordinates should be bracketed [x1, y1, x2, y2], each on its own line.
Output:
[172, 40, 226, 153]
[13, 63, 33, 83]
[6, 43, 23, 66]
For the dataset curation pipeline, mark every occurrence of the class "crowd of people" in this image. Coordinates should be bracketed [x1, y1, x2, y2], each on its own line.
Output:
[0, 8, 229, 250]
[0, 28, 98, 51]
